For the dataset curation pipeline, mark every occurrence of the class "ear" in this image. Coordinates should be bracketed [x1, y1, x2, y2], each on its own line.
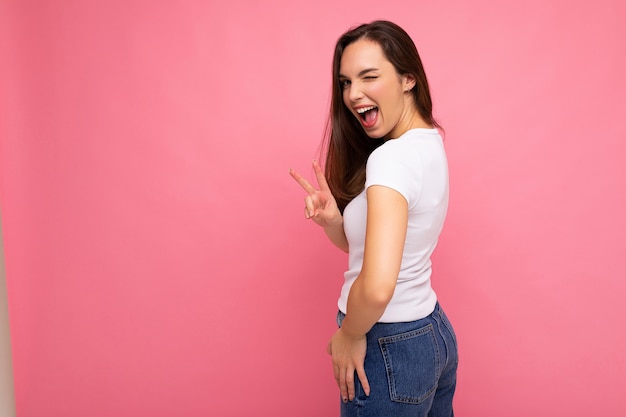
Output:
[402, 74, 416, 92]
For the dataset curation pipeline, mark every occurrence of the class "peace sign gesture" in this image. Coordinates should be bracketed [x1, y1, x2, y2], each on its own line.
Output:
[289, 160, 343, 229]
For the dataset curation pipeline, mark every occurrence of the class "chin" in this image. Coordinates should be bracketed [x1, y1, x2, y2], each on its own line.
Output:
[362, 125, 387, 140]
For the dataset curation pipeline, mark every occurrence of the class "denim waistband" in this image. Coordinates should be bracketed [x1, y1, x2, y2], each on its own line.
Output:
[336, 302, 442, 340]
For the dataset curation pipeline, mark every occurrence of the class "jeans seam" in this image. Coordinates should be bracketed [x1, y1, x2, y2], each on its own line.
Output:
[434, 311, 450, 372]
[438, 308, 459, 365]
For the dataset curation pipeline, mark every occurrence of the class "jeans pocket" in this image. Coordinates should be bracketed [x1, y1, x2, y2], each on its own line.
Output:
[378, 323, 440, 404]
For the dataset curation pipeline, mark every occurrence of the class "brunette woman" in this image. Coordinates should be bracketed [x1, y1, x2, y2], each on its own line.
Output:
[290, 20, 458, 416]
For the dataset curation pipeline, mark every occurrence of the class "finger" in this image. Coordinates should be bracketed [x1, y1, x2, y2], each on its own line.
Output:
[339, 368, 349, 403]
[289, 168, 318, 194]
[346, 367, 356, 401]
[312, 160, 331, 192]
[356, 365, 371, 397]
[304, 195, 314, 218]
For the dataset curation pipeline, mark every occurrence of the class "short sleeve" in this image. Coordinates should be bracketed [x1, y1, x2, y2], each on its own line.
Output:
[364, 144, 422, 206]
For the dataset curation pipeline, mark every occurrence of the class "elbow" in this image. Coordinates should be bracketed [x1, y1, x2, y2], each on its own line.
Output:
[361, 281, 395, 308]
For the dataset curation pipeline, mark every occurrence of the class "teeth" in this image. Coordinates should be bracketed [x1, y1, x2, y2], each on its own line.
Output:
[356, 106, 376, 114]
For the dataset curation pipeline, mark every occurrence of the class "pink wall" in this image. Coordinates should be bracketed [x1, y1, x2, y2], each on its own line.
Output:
[1, 1, 625, 416]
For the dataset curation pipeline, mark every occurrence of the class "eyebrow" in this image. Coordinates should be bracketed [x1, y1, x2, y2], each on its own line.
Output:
[338, 67, 380, 79]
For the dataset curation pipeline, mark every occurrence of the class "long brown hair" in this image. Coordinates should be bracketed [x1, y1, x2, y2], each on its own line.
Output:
[323, 20, 439, 212]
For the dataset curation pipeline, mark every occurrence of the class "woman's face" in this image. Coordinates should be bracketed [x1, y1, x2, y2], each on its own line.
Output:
[339, 39, 417, 139]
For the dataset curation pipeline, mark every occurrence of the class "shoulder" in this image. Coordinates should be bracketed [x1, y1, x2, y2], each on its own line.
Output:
[367, 129, 439, 169]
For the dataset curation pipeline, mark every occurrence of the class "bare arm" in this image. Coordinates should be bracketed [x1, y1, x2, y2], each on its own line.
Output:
[328, 185, 408, 401]
[289, 161, 348, 252]
[341, 185, 407, 332]
[322, 219, 349, 253]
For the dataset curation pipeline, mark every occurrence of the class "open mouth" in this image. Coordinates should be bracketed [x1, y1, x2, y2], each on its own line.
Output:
[356, 106, 379, 128]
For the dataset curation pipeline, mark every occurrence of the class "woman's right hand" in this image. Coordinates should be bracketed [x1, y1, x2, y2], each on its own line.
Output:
[289, 160, 342, 228]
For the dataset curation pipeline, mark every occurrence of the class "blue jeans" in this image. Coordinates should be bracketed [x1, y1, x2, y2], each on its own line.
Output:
[337, 303, 458, 417]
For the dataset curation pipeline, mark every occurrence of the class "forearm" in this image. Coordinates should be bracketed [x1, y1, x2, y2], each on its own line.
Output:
[324, 218, 349, 253]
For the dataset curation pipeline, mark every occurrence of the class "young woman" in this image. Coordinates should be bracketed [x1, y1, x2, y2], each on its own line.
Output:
[290, 21, 458, 416]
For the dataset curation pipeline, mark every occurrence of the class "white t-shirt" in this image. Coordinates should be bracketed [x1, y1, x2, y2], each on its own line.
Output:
[339, 128, 449, 322]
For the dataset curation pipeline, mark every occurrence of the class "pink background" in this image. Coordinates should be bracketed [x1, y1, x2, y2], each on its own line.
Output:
[1, 1, 625, 416]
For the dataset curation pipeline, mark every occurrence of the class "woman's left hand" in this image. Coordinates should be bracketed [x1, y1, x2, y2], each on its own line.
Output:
[327, 328, 370, 402]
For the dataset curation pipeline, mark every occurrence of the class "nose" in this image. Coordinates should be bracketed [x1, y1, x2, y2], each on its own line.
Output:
[347, 82, 363, 102]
